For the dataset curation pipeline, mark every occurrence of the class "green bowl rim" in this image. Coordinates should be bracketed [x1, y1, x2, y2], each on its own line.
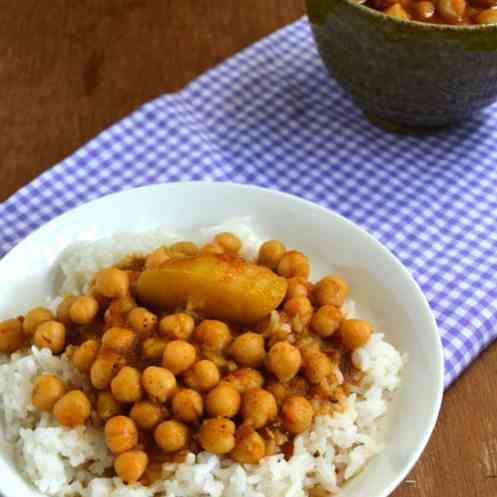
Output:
[327, 0, 497, 31]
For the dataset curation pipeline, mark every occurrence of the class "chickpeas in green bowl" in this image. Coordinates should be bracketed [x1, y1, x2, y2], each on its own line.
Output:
[366, 0, 497, 24]
[306, 0, 497, 127]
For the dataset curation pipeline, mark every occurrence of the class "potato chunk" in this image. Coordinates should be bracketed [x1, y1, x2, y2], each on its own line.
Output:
[136, 255, 287, 324]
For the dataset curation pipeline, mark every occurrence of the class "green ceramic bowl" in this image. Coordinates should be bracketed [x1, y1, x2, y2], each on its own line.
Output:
[306, 0, 497, 127]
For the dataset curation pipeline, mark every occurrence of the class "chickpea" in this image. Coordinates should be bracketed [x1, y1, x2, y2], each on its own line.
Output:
[111, 367, 142, 403]
[284, 296, 313, 326]
[72, 339, 99, 372]
[384, 3, 410, 18]
[437, 0, 466, 22]
[95, 268, 129, 298]
[104, 296, 136, 327]
[313, 276, 348, 308]
[206, 383, 241, 418]
[198, 418, 235, 454]
[201, 242, 224, 255]
[104, 292, 131, 311]
[311, 305, 343, 338]
[266, 380, 288, 405]
[194, 320, 232, 352]
[214, 232, 241, 254]
[266, 341, 302, 382]
[127, 307, 157, 337]
[101, 327, 136, 353]
[86, 284, 112, 310]
[32, 374, 66, 412]
[241, 388, 277, 428]
[159, 313, 195, 340]
[476, 8, 497, 23]
[170, 241, 199, 256]
[304, 351, 333, 384]
[162, 340, 196, 375]
[224, 368, 264, 394]
[171, 389, 204, 423]
[34, 321, 66, 354]
[142, 366, 176, 402]
[105, 415, 138, 453]
[145, 248, 170, 269]
[340, 319, 372, 350]
[257, 240, 286, 270]
[56, 296, 77, 325]
[228, 332, 265, 368]
[69, 296, 99, 325]
[286, 277, 312, 300]
[183, 360, 220, 392]
[114, 450, 149, 484]
[281, 395, 313, 434]
[413, 0, 435, 19]
[142, 337, 168, 363]
[23, 307, 53, 336]
[53, 390, 91, 427]
[0, 318, 26, 353]
[91, 351, 124, 390]
[130, 400, 166, 431]
[277, 251, 310, 279]
[154, 420, 190, 453]
[230, 425, 266, 464]
[97, 391, 122, 421]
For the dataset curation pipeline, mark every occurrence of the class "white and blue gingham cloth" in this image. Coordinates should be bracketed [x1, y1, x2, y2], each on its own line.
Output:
[1, 18, 496, 387]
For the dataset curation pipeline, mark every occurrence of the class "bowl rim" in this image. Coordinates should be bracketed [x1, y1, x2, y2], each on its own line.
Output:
[0, 181, 445, 497]
[311, 0, 497, 32]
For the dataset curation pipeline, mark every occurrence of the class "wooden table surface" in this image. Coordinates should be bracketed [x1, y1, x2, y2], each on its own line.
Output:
[2, 1, 496, 496]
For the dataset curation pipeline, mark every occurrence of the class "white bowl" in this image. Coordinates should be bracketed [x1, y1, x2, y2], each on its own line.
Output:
[0, 182, 443, 497]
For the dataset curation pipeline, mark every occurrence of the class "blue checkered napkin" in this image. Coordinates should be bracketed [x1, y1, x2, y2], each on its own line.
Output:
[1, 18, 497, 387]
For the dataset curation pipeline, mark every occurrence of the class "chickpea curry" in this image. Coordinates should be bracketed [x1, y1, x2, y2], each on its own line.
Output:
[359, 0, 497, 25]
[0, 232, 374, 486]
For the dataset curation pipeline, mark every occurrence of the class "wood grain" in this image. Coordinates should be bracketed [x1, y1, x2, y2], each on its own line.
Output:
[393, 340, 497, 497]
[1, 1, 496, 496]
[0, 0, 304, 201]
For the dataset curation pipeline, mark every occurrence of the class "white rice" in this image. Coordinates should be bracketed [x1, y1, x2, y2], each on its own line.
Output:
[0, 222, 405, 497]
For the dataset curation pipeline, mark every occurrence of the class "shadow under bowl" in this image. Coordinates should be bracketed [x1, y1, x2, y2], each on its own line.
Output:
[306, 0, 497, 127]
